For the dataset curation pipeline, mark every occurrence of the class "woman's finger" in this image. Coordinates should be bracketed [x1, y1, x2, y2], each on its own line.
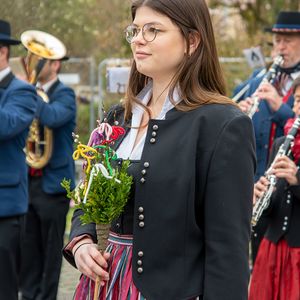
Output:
[75, 244, 110, 281]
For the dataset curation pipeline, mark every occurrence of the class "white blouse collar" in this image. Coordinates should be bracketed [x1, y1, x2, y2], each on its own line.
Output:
[116, 82, 181, 160]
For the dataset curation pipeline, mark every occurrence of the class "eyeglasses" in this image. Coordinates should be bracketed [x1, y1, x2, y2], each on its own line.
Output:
[124, 23, 162, 44]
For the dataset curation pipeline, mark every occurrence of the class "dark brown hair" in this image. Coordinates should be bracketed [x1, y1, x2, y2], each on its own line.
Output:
[124, 0, 234, 120]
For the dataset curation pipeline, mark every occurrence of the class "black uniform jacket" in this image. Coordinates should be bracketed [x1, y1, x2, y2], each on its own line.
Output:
[64, 102, 256, 300]
[264, 136, 300, 247]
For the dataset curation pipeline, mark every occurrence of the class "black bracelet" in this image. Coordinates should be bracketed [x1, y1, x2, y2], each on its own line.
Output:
[73, 242, 93, 258]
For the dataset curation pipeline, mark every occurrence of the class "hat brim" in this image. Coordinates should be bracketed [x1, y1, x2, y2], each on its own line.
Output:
[0, 38, 21, 45]
[264, 27, 300, 34]
[60, 55, 69, 61]
[264, 27, 273, 33]
[48, 56, 69, 62]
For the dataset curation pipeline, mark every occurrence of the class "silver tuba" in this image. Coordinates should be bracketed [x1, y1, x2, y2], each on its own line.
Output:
[21, 30, 66, 169]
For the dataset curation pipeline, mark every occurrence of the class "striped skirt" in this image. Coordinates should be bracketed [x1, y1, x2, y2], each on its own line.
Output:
[73, 232, 146, 300]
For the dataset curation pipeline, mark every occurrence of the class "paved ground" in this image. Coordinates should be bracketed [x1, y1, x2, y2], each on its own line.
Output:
[57, 209, 81, 300]
[57, 255, 80, 300]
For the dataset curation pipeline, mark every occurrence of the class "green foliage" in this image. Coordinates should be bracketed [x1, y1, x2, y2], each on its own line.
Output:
[62, 157, 132, 225]
[2, 0, 131, 62]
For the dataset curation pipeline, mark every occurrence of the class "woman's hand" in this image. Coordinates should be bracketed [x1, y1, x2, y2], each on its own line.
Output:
[253, 176, 269, 204]
[72, 238, 110, 285]
[271, 156, 299, 186]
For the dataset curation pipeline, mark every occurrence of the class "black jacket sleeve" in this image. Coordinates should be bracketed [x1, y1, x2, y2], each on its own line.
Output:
[203, 114, 256, 300]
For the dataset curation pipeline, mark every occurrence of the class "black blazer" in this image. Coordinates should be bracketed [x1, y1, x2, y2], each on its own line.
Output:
[264, 136, 300, 247]
[64, 103, 256, 300]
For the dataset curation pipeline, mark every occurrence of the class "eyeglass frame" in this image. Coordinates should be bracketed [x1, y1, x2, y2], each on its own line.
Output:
[124, 22, 181, 44]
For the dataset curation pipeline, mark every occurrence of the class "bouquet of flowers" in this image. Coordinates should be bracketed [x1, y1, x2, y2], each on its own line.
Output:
[62, 120, 132, 299]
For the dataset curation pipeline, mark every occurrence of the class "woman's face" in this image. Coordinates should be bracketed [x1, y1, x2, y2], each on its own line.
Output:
[130, 6, 186, 82]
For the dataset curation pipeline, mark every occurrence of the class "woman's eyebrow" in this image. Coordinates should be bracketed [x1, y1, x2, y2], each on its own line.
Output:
[132, 21, 164, 26]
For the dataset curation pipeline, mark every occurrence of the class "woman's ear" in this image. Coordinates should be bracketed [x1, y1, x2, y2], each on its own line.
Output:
[188, 31, 200, 56]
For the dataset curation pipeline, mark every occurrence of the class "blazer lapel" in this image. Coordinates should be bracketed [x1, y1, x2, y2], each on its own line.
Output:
[0, 72, 14, 102]
[0, 72, 14, 88]
[47, 79, 60, 98]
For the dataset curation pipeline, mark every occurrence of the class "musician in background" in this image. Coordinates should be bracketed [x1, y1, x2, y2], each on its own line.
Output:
[20, 53, 76, 299]
[238, 11, 300, 264]
[239, 11, 300, 181]
[249, 75, 300, 300]
[0, 20, 37, 300]
[232, 43, 276, 102]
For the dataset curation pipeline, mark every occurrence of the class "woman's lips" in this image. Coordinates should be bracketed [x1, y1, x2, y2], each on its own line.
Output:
[135, 52, 151, 59]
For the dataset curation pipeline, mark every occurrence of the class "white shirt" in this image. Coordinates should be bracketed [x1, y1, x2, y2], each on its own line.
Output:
[0, 66, 11, 82]
[282, 71, 300, 95]
[38, 77, 58, 93]
[116, 83, 181, 160]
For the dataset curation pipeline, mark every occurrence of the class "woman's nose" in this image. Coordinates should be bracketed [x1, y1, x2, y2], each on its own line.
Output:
[131, 29, 146, 44]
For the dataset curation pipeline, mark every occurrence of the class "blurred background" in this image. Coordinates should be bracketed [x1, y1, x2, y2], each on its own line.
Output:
[2, 1, 299, 298]
[2, 0, 300, 143]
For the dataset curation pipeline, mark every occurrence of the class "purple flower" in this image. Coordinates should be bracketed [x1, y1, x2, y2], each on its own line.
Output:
[88, 129, 104, 146]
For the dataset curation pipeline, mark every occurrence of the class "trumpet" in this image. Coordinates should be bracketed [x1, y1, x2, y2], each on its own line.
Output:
[247, 55, 284, 118]
[21, 30, 66, 169]
[252, 116, 300, 227]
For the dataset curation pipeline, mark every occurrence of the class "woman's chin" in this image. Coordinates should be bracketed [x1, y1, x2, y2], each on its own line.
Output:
[136, 64, 152, 77]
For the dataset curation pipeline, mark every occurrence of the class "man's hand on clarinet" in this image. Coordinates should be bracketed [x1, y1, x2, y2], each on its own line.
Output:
[254, 82, 282, 112]
[238, 97, 254, 113]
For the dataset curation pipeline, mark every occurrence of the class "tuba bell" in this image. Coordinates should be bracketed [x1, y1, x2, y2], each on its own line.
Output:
[21, 30, 66, 169]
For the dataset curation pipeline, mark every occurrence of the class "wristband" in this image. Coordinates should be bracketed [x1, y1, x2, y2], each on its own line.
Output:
[73, 242, 92, 258]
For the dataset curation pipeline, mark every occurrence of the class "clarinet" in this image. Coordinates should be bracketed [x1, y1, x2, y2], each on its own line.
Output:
[252, 116, 300, 227]
[232, 68, 267, 102]
[247, 55, 284, 118]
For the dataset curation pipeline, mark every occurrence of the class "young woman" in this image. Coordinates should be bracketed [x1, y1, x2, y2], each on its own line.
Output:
[63, 0, 256, 299]
[249, 76, 300, 300]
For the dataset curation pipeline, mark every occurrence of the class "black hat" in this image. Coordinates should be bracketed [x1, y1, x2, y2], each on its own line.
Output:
[59, 55, 69, 61]
[0, 20, 20, 45]
[265, 11, 300, 33]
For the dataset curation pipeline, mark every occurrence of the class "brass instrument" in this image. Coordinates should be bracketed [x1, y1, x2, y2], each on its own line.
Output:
[21, 30, 66, 169]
